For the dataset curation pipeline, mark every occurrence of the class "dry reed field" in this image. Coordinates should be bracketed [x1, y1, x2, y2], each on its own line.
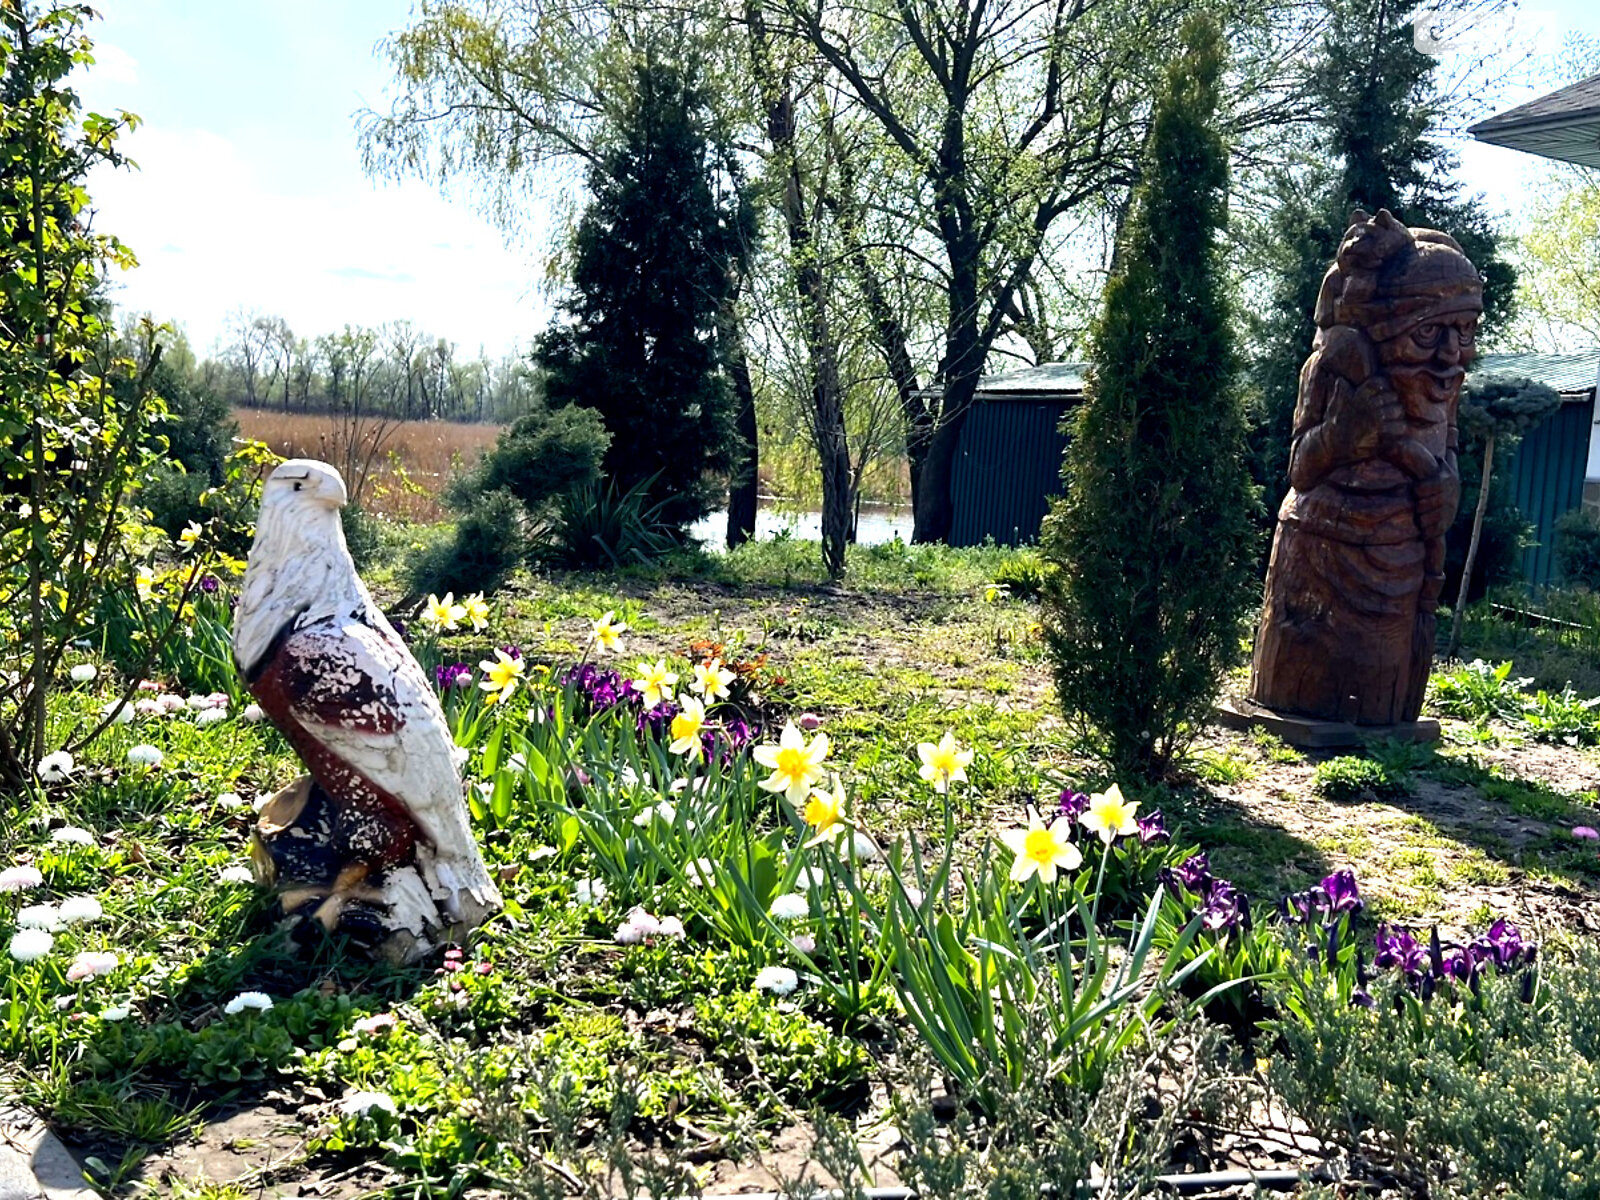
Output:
[234, 408, 501, 523]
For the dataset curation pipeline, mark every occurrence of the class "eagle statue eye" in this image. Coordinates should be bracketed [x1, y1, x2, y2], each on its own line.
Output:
[293, 482, 303, 492]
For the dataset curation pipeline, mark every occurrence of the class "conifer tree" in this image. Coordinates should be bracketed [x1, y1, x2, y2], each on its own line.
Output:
[1249, 0, 1515, 515]
[537, 59, 747, 532]
[1040, 16, 1256, 780]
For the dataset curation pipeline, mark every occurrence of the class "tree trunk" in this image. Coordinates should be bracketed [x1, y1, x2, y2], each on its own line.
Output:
[1447, 432, 1494, 661]
[746, 4, 852, 576]
[911, 387, 972, 544]
[720, 299, 759, 548]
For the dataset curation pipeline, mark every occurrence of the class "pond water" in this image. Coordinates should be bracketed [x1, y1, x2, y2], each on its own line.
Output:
[689, 499, 915, 548]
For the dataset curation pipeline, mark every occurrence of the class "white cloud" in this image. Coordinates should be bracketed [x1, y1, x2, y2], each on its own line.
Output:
[87, 122, 551, 358]
[86, 41, 139, 87]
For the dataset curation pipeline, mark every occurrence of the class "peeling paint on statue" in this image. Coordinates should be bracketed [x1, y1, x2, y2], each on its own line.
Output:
[234, 460, 502, 962]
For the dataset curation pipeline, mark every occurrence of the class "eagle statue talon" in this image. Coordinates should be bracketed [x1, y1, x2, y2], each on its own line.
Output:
[234, 460, 503, 964]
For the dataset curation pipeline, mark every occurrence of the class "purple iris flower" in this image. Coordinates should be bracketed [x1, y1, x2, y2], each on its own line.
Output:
[1161, 852, 1211, 894]
[1320, 869, 1363, 916]
[1057, 789, 1089, 820]
[199, 574, 220, 594]
[1373, 925, 1428, 977]
[1199, 879, 1247, 933]
[1136, 809, 1169, 844]
[1480, 919, 1535, 970]
[435, 662, 473, 690]
[499, 644, 523, 661]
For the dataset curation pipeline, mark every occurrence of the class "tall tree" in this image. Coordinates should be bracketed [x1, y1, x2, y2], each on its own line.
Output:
[537, 58, 744, 531]
[1248, 0, 1517, 515]
[769, 0, 1199, 542]
[1040, 16, 1257, 779]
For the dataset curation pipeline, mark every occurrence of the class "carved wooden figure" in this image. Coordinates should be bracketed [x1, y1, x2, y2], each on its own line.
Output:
[233, 459, 501, 961]
[1251, 210, 1484, 727]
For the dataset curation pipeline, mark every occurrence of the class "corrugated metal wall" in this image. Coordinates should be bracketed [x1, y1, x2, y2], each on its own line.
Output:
[949, 401, 1072, 547]
[1506, 395, 1594, 586]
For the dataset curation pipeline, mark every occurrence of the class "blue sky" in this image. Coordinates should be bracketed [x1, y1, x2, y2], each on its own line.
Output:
[76, 1, 1600, 361]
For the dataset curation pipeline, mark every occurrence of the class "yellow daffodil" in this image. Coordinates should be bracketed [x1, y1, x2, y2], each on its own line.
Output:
[917, 730, 974, 793]
[423, 592, 466, 632]
[690, 657, 735, 702]
[477, 649, 525, 705]
[178, 522, 202, 551]
[1000, 809, 1082, 884]
[802, 774, 849, 847]
[1078, 784, 1140, 844]
[592, 611, 627, 654]
[462, 592, 490, 632]
[753, 721, 831, 805]
[135, 566, 156, 602]
[669, 696, 707, 759]
[631, 659, 678, 709]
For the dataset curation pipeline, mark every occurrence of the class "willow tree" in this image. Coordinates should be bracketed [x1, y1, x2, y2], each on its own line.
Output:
[1040, 16, 1257, 779]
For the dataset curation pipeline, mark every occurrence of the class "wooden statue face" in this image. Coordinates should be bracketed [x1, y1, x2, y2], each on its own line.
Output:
[1379, 311, 1479, 422]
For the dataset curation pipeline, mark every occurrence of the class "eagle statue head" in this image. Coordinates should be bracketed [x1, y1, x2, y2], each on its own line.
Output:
[234, 459, 363, 679]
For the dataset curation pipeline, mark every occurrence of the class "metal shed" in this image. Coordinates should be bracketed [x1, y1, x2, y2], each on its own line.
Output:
[948, 362, 1086, 547]
[1479, 351, 1600, 587]
[944, 355, 1600, 576]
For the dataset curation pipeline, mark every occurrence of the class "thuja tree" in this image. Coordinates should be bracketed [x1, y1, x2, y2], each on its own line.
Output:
[537, 58, 748, 534]
[1248, 0, 1516, 524]
[1040, 16, 1257, 779]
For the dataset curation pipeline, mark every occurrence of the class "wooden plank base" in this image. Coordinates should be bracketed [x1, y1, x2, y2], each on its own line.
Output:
[1214, 698, 1440, 750]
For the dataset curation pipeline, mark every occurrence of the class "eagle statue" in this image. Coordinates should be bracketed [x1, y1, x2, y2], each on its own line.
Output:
[234, 459, 501, 961]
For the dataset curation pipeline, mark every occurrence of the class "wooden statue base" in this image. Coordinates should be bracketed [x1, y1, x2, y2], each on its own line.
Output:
[1214, 698, 1440, 750]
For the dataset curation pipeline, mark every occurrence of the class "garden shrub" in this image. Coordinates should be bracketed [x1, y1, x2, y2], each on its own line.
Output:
[1431, 658, 1532, 722]
[405, 489, 528, 598]
[1556, 506, 1600, 588]
[1040, 18, 1257, 778]
[1271, 938, 1600, 1198]
[1311, 756, 1408, 803]
[340, 503, 386, 572]
[136, 357, 238, 541]
[450, 404, 608, 516]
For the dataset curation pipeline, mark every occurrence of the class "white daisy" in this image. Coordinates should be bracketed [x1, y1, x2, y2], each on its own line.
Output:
[223, 991, 273, 1015]
[69, 664, 97, 683]
[126, 745, 164, 767]
[58, 896, 104, 924]
[8, 928, 54, 963]
[753, 965, 799, 996]
[36, 751, 74, 783]
[768, 893, 810, 921]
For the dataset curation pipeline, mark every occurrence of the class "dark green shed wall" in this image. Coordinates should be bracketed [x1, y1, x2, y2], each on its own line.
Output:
[1505, 395, 1594, 586]
[949, 401, 1071, 547]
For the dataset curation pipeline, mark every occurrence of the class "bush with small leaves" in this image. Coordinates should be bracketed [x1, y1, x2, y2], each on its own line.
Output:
[1311, 756, 1408, 803]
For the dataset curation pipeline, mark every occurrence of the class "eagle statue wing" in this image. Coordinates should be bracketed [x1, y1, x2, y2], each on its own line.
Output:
[275, 617, 500, 916]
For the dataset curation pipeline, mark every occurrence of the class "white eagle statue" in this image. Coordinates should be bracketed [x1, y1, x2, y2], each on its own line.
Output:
[233, 459, 501, 961]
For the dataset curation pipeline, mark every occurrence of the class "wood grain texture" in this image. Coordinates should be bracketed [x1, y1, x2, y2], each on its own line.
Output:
[1250, 210, 1484, 726]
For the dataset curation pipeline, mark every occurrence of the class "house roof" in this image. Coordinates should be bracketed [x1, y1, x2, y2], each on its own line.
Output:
[973, 362, 1088, 397]
[1469, 72, 1600, 169]
[1471, 351, 1600, 397]
[961, 352, 1600, 402]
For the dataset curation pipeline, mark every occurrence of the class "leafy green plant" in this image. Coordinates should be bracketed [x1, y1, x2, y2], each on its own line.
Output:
[690, 989, 870, 1109]
[1430, 658, 1532, 722]
[405, 488, 528, 598]
[990, 550, 1049, 600]
[1521, 685, 1600, 745]
[1312, 756, 1408, 803]
[539, 474, 680, 569]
